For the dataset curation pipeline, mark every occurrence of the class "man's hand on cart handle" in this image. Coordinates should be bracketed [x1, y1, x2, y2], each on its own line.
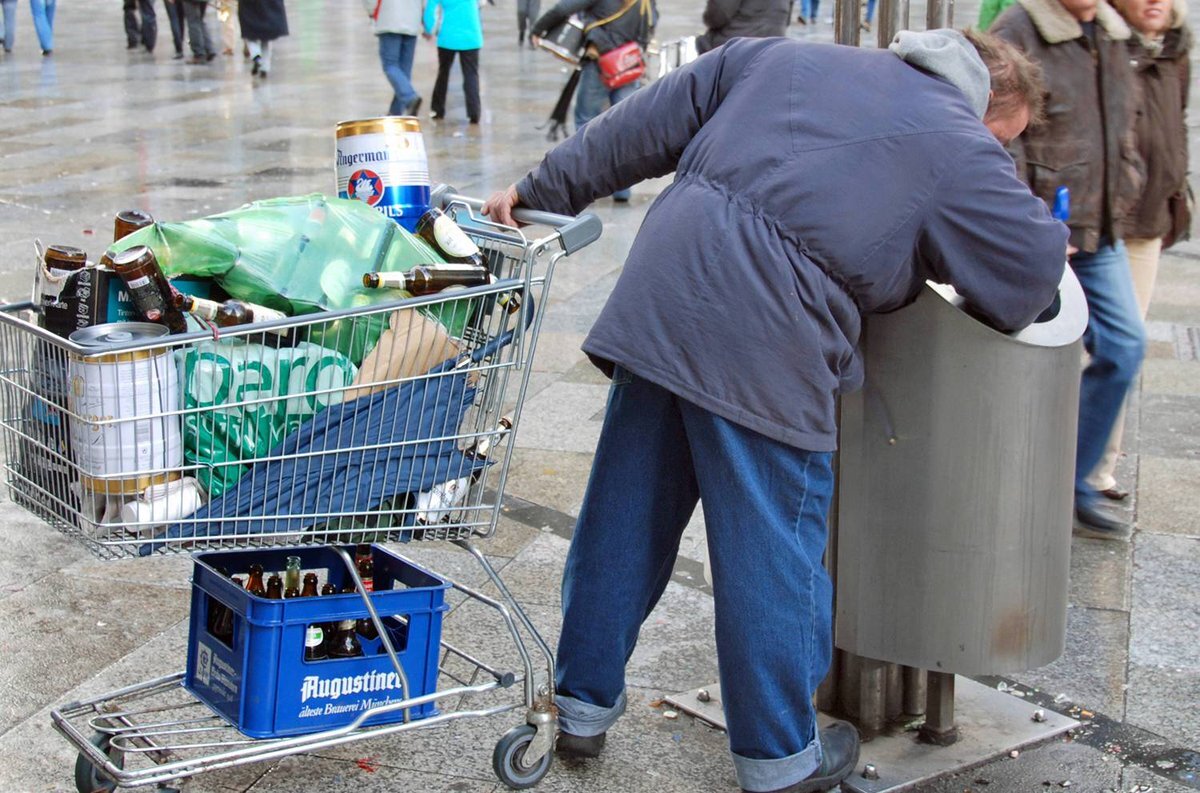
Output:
[483, 185, 526, 228]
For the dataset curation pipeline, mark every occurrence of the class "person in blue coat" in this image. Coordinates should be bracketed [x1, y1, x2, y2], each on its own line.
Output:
[485, 31, 1066, 793]
[423, 0, 483, 123]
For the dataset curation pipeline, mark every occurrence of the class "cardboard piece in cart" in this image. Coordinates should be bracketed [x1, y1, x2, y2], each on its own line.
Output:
[347, 308, 462, 399]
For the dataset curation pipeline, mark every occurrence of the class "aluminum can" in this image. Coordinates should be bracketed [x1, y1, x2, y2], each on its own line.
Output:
[67, 322, 183, 495]
[335, 117, 430, 232]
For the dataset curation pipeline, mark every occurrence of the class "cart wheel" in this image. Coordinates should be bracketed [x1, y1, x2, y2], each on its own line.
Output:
[74, 732, 123, 793]
[492, 724, 553, 789]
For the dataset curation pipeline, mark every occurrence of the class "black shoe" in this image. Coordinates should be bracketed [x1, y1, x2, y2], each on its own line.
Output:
[205, 51, 216, 61]
[1074, 501, 1132, 540]
[430, 110, 444, 120]
[1100, 485, 1130, 502]
[403, 95, 422, 116]
[251, 53, 261, 74]
[555, 730, 605, 759]
[743, 721, 859, 793]
[796, 14, 807, 24]
[127, 41, 139, 49]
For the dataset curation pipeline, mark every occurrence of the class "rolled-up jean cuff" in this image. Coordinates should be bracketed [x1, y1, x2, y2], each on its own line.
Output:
[732, 727, 822, 793]
[556, 691, 627, 738]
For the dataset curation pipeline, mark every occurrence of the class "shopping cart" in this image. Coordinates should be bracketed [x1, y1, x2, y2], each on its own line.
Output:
[0, 185, 602, 792]
[647, 35, 699, 81]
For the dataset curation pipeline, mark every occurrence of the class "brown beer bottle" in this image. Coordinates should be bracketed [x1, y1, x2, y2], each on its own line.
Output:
[300, 572, 320, 597]
[110, 245, 188, 334]
[175, 293, 222, 322]
[215, 299, 293, 345]
[362, 264, 489, 295]
[113, 209, 154, 242]
[43, 245, 88, 277]
[328, 584, 364, 658]
[414, 207, 486, 267]
[318, 582, 338, 654]
[355, 545, 374, 593]
[266, 574, 284, 600]
[246, 564, 267, 597]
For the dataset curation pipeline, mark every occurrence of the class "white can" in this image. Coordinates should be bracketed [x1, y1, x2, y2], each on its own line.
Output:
[68, 322, 183, 495]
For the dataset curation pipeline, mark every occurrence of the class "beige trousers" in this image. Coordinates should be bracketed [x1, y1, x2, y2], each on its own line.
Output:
[1085, 236, 1162, 491]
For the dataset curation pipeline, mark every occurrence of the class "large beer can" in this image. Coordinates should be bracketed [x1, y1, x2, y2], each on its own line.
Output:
[68, 322, 183, 495]
[335, 117, 430, 233]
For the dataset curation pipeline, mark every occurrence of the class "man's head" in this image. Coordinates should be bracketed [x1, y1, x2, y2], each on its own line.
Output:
[964, 29, 1047, 145]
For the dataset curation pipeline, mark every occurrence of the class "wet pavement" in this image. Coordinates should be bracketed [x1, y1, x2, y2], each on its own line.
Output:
[0, 0, 1198, 791]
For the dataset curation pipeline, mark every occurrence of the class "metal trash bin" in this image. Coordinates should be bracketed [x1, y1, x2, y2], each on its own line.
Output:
[835, 267, 1087, 675]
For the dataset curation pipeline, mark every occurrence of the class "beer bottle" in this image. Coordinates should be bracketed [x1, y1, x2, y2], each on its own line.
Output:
[414, 207, 486, 267]
[175, 293, 222, 322]
[43, 245, 88, 278]
[113, 209, 154, 242]
[362, 264, 489, 295]
[246, 564, 267, 597]
[266, 574, 284, 600]
[355, 545, 374, 593]
[110, 245, 188, 334]
[328, 585, 364, 658]
[284, 556, 302, 593]
[300, 572, 320, 597]
[215, 299, 293, 343]
[319, 582, 338, 654]
[304, 622, 328, 661]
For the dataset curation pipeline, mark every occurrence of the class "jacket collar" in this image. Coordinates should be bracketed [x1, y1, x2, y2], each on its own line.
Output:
[1018, 0, 1132, 43]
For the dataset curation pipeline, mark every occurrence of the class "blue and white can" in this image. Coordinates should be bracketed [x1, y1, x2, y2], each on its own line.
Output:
[335, 117, 430, 233]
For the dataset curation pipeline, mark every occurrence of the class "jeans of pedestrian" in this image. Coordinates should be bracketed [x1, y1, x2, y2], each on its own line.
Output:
[431, 47, 480, 122]
[29, 0, 54, 52]
[556, 368, 833, 793]
[124, 0, 158, 50]
[801, 0, 819, 20]
[163, 0, 184, 54]
[378, 33, 418, 115]
[1, 0, 15, 51]
[183, 0, 213, 56]
[574, 60, 639, 199]
[1070, 240, 1145, 507]
[864, 0, 876, 20]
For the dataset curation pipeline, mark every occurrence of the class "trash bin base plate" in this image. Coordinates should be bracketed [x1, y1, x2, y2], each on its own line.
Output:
[664, 677, 1077, 792]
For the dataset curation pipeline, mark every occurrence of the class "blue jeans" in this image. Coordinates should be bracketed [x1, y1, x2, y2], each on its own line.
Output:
[2, 0, 16, 51]
[379, 32, 418, 115]
[30, 0, 54, 51]
[1071, 241, 1145, 507]
[575, 60, 639, 200]
[801, 0, 819, 19]
[865, 0, 876, 20]
[556, 368, 833, 792]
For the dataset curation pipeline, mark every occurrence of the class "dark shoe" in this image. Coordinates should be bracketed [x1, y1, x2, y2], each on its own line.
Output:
[127, 40, 139, 49]
[205, 51, 216, 61]
[743, 721, 859, 793]
[796, 13, 807, 24]
[41, 49, 52, 56]
[251, 53, 261, 74]
[173, 51, 184, 59]
[403, 95, 422, 116]
[430, 110, 444, 120]
[555, 730, 605, 759]
[1100, 485, 1130, 502]
[468, 116, 480, 124]
[1074, 501, 1132, 541]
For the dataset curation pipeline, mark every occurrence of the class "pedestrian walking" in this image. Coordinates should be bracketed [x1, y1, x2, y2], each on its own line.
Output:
[163, 0, 185, 57]
[1085, 0, 1192, 500]
[124, 0, 158, 52]
[29, 0, 55, 54]
[993, 0, 1147, 540]
[218, 0, 238, 55]
[365, 0, 424, 116]
[183, 0, 216, 62]
[423, 0, 483, 123]
[484, 29, 1064, 793]
[695, 0, 790, 53]
[517, 0, 540, 45]
[530, 0, 656, 200]
[0, 0, 15, 53]
[239, 0, 287, 77]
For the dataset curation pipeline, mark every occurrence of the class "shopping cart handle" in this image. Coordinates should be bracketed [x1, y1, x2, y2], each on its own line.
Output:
[431, 184, 603, 255]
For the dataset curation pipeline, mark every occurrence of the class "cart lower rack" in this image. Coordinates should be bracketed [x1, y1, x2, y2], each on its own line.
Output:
[0, 187, 601, 790]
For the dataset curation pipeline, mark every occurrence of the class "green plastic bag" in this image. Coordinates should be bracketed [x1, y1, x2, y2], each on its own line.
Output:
[180, 339, 359, 498]
[114, 195, 474, 362]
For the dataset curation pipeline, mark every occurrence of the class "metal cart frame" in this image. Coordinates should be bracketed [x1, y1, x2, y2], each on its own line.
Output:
[0, 186, 601, 791]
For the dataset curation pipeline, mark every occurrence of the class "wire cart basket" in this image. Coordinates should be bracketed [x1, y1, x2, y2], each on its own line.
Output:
[0, 185, 602, 792]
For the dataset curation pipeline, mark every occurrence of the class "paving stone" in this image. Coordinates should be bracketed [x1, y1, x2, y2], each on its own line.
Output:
[1125, 664, 1200, 756]
[1141, 359, 1200, 397]
[1069, 536, 1132, 612]
[1137, 394, 1200, 461]
[1136, 456, 1200, 537]
[1128, 534, 1200, 668]
[511, 382, 610, 454]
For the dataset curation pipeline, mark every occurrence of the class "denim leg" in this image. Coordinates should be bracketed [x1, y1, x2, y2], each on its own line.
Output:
[139, 0, 157, 50]
[865, 0, 876, 19]
[29, 0, 52, 51]
[681, 402, 832, 791]
[1, 0, 14, 50]
[556, 369, 700, 737]
[379, 33, 418, 114]
[164, 0, 184, 54]
[1070, 241, 1145, 507]
[573, 60, 607, 131]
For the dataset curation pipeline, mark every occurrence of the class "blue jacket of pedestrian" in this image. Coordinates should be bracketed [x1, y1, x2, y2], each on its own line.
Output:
[424, 0, 483, 50]
[516, 37, 1066, 452]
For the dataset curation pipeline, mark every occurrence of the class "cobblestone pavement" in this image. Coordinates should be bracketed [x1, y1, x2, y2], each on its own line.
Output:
[0, 0, 1197, 790]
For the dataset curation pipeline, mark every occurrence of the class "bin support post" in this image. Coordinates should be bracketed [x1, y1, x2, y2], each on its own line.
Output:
[902, 665, 927, 717]
[919, 671, 959, 745]
[857, 657, 887, 736]
[885, 662, 903, 720]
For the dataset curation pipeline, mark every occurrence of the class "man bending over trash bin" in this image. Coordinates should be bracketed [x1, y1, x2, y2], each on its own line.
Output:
[484, 29, 1065, 793]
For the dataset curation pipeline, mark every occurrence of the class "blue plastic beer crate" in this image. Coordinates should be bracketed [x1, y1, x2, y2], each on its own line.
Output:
[185, 544, 450, 739]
